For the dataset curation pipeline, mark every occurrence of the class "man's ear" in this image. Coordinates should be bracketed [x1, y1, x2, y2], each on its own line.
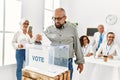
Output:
[64, 16, 67, 19]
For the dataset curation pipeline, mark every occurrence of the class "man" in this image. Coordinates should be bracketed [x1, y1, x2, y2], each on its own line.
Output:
[91, 24, 107, 53]
[44, 8, 84, 80]
[96, 32, 120, 59]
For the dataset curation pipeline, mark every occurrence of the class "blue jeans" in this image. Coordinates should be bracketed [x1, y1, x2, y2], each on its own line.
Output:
[16, 49, 25, 80]
[68, 58, 73, 80]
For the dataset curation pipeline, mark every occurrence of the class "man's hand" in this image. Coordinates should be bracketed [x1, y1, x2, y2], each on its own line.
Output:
[35, 34, 42, 42]
[98, 53, 103, 57]
[77, 64, 84, 73]
[18, 44, 23, 48]
[107, 55, 113, 59]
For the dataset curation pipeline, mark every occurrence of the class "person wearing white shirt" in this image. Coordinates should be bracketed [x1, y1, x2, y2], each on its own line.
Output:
[96, 32, 120, 60]
[91, 24, 107, 53]
[12, 19, 33, 80]
[79, 35, 94, 57]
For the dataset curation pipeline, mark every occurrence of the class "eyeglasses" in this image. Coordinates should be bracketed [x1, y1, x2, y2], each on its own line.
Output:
[108, 36, 114, 38]
[23, 22, 29, 25]
[52, 16, 65, 21]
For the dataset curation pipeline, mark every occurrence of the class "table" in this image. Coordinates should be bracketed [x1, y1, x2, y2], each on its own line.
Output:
[79, 57, 120, 80]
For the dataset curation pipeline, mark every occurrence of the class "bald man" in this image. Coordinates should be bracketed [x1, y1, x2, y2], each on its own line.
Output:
[44, 8, 84, 80]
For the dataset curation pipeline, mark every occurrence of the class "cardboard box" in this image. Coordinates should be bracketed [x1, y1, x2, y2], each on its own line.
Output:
[22, 69, 70, 80]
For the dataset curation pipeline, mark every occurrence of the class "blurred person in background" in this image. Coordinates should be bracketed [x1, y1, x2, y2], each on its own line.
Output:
[80, 35, 94, 57]
[96, 32, 120, 60]
[90, 24, 107, 53]
[12, 19, 33, 80]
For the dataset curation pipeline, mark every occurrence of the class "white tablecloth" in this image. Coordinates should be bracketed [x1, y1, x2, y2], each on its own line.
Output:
[78, 57, 120, 80]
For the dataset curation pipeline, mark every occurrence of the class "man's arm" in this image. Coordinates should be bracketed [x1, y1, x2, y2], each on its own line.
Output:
[73, 27, 85, 73]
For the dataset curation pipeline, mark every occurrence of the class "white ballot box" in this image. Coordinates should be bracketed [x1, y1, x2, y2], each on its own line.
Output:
[49, 45, 69, 67]
[24, 44, 69, 78]
[25, 44, 49, 69]
[25, 44, 69, 68]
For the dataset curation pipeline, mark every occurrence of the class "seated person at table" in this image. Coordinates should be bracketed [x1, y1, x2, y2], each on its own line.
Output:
[79, 35, 94, 57]
[34, 34, 42, 45]
[96, 32, 120, 59]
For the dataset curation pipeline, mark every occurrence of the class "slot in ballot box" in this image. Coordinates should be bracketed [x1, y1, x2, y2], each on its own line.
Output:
[23, 44, 70, 80]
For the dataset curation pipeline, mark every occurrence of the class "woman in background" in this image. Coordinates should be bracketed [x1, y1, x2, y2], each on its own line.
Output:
[12, 19, 33, 80]
[79, 35, 93, 57]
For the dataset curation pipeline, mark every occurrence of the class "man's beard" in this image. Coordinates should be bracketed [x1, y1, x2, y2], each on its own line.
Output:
[55, 22, 64, 29]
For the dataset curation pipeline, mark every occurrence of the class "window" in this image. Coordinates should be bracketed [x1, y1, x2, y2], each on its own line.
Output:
[4, 33, 16, 65]
[0, 0, 3, 66]
[44, 10, 53, 30]
[44, 0, 60, 30]
[0, 0, 21, 66]
[0, 33, 3, 66]
[0, 0, 3, 31]
[5, 0, 21, 32]
[45, 0, 53, 10]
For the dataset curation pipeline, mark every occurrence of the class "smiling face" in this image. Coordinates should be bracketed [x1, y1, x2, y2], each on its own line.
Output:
[83, 37, 89, 46]
[53, 8, 66, 29]
[21, 20, 29, 32]
[107, 32, 115, 45]
[80, 35, 90, 47]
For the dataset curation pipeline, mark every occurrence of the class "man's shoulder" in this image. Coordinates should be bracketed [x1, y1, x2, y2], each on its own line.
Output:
[45, 25, 55, 31]
[93, 32, 99, 36]
[47, 25, 54, 29]
[94, 32, 99, 34]
[65, 22, 77, 30]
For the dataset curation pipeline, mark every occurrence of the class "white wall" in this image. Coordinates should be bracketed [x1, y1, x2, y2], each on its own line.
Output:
[0, 64, 16, 80]
[60, 0, 120, 45]
[21, 0, 44, 35]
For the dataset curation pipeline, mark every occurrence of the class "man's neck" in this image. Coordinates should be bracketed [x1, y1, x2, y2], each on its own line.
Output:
[56, 23, 65, 29]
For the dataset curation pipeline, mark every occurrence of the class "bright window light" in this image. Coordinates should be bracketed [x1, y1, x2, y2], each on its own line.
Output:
[0, 0, 21, 66]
